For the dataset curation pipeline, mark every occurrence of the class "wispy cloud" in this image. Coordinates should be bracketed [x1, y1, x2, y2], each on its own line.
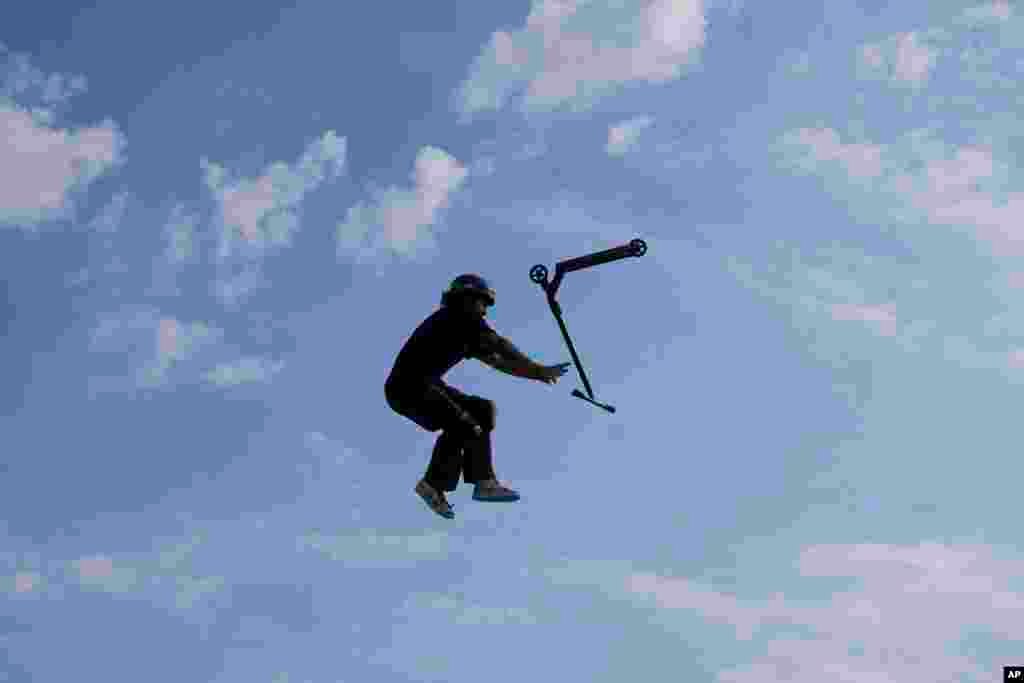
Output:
[205, 357, 285, 387]
[902, 144, 1024, 251]
[86, 191, 129, 233]
[298, 529, 453, 568]
[399, 592, 539, 626]
[147, 202, 202, 297]
[5, 537, 227, 623]
[337, 146, 468, 264]
[90, 308, 218, 391]
[11, 571, 41, 594]
[781, 127, 884, 180]
[4, 432, 458, 642]
[202, 130, 346, 305]
[204, 131, 346, 252]
[606, 115, 655, 157]
[0, 44, 87, 106]
[88, 306, 284, 393]
[859, 32, 941, 87]
[456, 0, 707, 115]
[728, 236, 1024, 382]
[0, 103, 125, 229]
[773, 4, 1024, 280]
[960, 1, 1013, 25]
[781, 127, 1024, 256]
[603, 542, 1024, 681]
[73, 554, 139, 592]
[0, 48, 125, 229]
[64, 192, 134, 293]
[164, 203, 198, 265]
[830, 303, 899, 337]
[468, 125, 548, 177]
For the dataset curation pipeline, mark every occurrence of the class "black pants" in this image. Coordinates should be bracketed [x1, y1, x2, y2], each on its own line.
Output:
[385, 379, 497, 492]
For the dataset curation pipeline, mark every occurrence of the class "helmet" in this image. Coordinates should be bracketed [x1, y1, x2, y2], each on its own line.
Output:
[441, 273, 496, 307]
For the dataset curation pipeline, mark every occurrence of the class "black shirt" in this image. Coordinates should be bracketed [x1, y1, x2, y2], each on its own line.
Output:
[386, 305, 496, 390]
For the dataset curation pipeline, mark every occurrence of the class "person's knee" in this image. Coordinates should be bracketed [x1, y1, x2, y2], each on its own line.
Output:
[455, 398, 495, 435]
[474, 399, 496, 432]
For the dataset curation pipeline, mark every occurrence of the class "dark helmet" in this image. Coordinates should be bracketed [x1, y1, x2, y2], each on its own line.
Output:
[441, 273, 496, 307]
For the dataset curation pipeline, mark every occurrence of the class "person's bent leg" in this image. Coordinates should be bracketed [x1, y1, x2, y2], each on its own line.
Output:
[425, 430, 464, 492]
[460, 397, 497, 486]
[387, 382, 466, 492]
[421, 384, 483, 492]
[462, 434, 496, 486]
[457, 397, 519, 502]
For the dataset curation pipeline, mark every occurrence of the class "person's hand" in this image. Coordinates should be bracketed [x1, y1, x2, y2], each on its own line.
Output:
[537, 362, 571, 384]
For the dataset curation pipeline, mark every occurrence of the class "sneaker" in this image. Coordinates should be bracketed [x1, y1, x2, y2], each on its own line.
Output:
[472, 479, 520, 502]
[415, 479, 455, 519]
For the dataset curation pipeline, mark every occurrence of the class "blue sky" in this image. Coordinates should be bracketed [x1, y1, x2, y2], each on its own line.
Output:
[4, 1, 1024, 680]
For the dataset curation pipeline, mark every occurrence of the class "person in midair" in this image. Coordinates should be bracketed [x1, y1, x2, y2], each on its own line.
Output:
[384, 274, 570, 519]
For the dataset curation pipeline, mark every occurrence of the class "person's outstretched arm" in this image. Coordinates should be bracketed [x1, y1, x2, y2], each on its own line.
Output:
[476, 332, 545, 380]
[476, 332, 569, 383]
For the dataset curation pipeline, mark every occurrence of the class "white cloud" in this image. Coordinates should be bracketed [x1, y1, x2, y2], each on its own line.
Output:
[743, 256, 891, 330]
[5, 538, 228, 619]
[901, 145, 1024, 255]
[164, 203, 199, 265]
[173, 575, 226, 611]
[781, 128, 1024, 257]
[88, 307, 283, 392]
[0, 104, 125, 228]
[859, 32, 940, 87]
[205, 357, 285, 387]
[62, 192, 134, 293]
[728, 234, 1024, 382]
[146, 202, 201, 300]
[157, 315, 217, 361]
[400, 592, 540, 626]
[203, 130, 346, 305]
[337, 146, 468, 264]
[961, 1, 1013, 25]
[204, 130, 346, 257]
[617, 542, 1024, 681]
[755, 237, 1024, 373]
[606, 115, 655, 156]
[150, 314, 220, 387]
[457, 0, 707, 115]
[86, 191, 129, 233]
[892, 33, 940, 85]
[0, 49, 124, 230]
[779, 2, 1023, 242]
[9, 571, 41, 594]
[830, 303, 899, 337]
[0, 47, 88, 105]
[468, 126, 548, 177]
[788, 50, 812, 76]
[781, 127, 884, 180]
[72, 555, 144, 595]
[860, 43, 885, 69]
[298, 528, 454, 568]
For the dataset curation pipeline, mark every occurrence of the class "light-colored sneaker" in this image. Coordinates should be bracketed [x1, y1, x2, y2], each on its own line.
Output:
[472, 479, 520, 502]
[415, 479, 455, 519]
